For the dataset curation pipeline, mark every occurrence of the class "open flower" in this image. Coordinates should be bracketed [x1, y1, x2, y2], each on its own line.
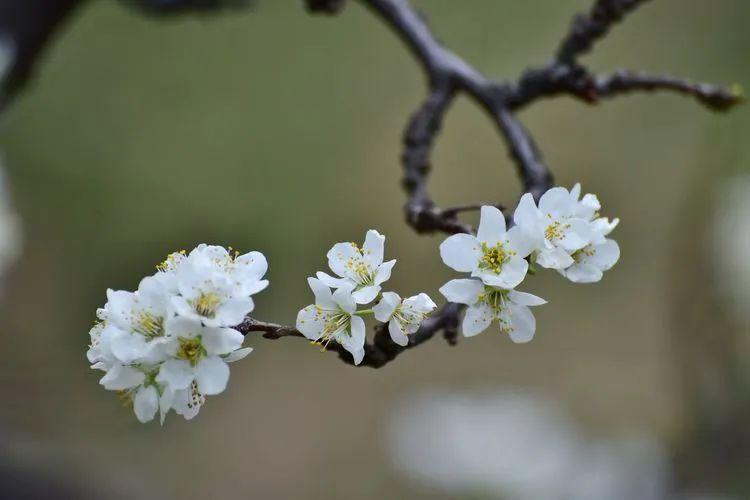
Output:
[373, 292, 437, 346]
[98, 363, 165, 423]
[171, 245, 268, 327]
[156, 316, 246, 396]
[99, 276, 172, 365]
[440, 206, 533, 289]
[514, 187, 594, 270]
[316, 229, 396, 304]
[296, 277, 366, 365]
[439, 278, 546, 343]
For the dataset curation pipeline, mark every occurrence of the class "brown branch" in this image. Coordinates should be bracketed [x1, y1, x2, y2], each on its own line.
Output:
[237, 303, 463, 369]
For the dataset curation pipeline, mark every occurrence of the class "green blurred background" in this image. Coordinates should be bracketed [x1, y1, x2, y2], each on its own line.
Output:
[1, 0, 749, 498]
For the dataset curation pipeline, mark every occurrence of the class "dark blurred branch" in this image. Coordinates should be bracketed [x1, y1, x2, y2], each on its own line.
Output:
[0, 0, 85, 110]
[556, 0, 652, 64]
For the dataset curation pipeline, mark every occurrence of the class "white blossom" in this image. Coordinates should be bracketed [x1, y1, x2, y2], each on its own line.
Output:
[562, 183, 621, 283]
[171, 244, 268, 327]
[373, 292, 437, 346]
[316, 229, 396, 304]
[296, 277, 366, 365]
[87, 244, 263, 424]
[440, 206, 533, 289]
[439, 278, 546, 342]
[513, 187, 594, 270]
[156, 316, 245, 396]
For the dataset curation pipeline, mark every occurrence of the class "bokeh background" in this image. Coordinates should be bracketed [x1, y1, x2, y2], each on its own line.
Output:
[1, 0, 749, 498]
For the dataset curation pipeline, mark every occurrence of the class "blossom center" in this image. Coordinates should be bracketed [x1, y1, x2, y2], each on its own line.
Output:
[193, 292, 221, 318]
[480, 242, 508, 274]
[544, 220, 570, 242]
[136, 312, 164, 338]
[393, 307, 426, 332]
[177, 336, 206, 366]
[571, 245, 595, 263]
[478, 287, 514, 334]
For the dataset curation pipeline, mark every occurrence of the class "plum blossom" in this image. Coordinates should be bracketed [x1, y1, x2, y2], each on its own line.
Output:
[513, 187, 593, 270]
[296, 277, 366, 364]
[156, 316, 245, 396]
[171, 244, 268, 327]
[558, 184, 621, 283]
[373, 292, 437, 346]
[316, 229, 396, 304]
[440, 206, 533, 289]
[439, 278, 546, 343]
[87, 244, 263, 424]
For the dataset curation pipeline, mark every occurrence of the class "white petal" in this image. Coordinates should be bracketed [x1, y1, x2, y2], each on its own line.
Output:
[563, 263, 603, 283]
[195, 356, 230, 395]
[307, 277, 336, 309]
[498, 256, 529, 289]
[333, 285, 357, 314]
[508, 304, 536, 343]
[439, 278, 483, 305]
[513, 193, 541, 232]
[165, 315, 202, 339]
[362, 229, 385, 267]
[388, 320, 409, 346]
[592, 217, 619, 237]
[100, 364, 145, 391]
[242, 279, 269, 296]
[109, 328, 149, 365]
[462, 303, 493, 337]
[134, 386, 159, 423]
[570, 182, 581, 201]
[589, 239, 620, 271]
[327, 242, 360, 278]
[439, 234, 481, 272]
[536, 247, 574, 269]
[315, 271, 351, 289]
[508, 290, 547, 307]
[505, 225, 535, 258]
[576, 193, 601, 220]
[202, 327, 245, 356]
[296, 305, 327, 341]
[223, 347, 253, 363]
[374, 259, 396, 285]
[213, 297, 254, 327]
[352, 285, 380, 305]
[156, 359, 194, 391]
[233, 251, 268, 281]
[405, 292, 437, 312]
[557, 218, 592, 251]
[341, 316, 366, 365]
[373, 291, 400, 322]
[477, 205, 507, 245]
[539, 187, 575, 217]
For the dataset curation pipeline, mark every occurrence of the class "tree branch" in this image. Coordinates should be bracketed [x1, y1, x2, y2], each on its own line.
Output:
[237, 302, 463, 369]
[1, 0, 742, 368]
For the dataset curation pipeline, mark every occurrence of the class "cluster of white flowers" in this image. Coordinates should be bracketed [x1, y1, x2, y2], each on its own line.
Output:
[87, 245, 268, 423]
[296, 230, 437, 364]
[440, 183, 619, 342]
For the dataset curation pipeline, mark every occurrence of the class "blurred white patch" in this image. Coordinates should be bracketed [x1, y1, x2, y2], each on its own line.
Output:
[388, 389, 669, 500]
[714, 174, 750, 326]
[0, 158, 21, 287]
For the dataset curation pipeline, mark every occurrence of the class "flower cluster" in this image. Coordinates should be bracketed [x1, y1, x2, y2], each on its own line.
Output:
[87, 245, 268, 423]
[440, 183, 620, 342]
[296, 230, 436, 364]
